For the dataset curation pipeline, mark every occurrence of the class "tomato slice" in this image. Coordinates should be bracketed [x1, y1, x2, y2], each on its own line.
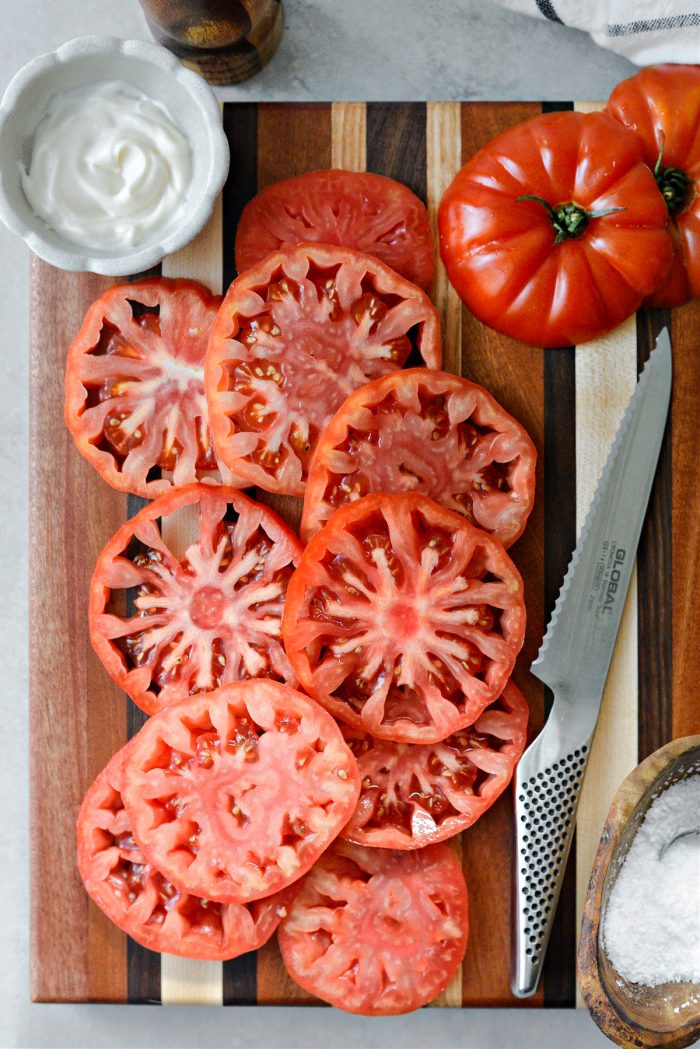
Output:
[235, 169, 435, 289]
[121, 681, 361, 904]
[606, 63, 700, 308]
[282, 493, 526, 744]
[277, 839, 468, 1014]
[90, 484, 301, 715]
[341, 680, 528, 849]
[77, 743, 290, 960]
[205, 244, 441, 497]
[65, 277, 236, 499]
[301, 368, 537, 548]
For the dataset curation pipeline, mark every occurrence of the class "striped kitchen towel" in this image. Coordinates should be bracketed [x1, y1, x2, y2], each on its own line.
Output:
[490, 0, 699, 64]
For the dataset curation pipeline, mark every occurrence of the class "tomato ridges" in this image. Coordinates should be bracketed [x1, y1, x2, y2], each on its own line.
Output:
[206, 244, 441, 496]
[605, 63, 700, 307]
[341, 680, 529, 848]
[90, 485, 301, 715]
[283, 493, 526, 743]
[277, 839, 468, 1015]
[76, 745, 289, 960]
[301, 368, 537, 547]
[121, 682, 361, 904]
[438, 109, 674, 346]
[65, 278, 229, 498]
[234, 169, 435, 289]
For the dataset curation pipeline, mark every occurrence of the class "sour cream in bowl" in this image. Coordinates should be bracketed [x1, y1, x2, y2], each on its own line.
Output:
[0, 37, 229, 274]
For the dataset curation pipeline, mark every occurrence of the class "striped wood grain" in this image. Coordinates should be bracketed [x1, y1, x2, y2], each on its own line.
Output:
[425, 103, 463, 1007]
[671, 297, 700, 739]
[571, 101, 640, 1007]
[29, 264, 128, 1002]
[331, 103, 366, 171]
[159, 188, 225, 1005]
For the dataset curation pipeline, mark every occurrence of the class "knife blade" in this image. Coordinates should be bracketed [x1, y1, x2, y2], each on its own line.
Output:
[511, 327, 672, 999]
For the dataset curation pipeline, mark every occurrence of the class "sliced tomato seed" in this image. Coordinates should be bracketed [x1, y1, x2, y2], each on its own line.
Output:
[93, 299, 214, 472]
[346, 729, 501, 832]
[117, 520, 293, 699]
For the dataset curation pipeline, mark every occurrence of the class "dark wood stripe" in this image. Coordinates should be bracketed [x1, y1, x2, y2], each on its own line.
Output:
[125, 941, 161, 1006]
[539, 98, 577, 1009]
[223, 949, 258, 1005]
[541, 98, 579, 1007]
[541, 101, 575, 114]
[542, 346, 576, 724]
[671, 298, 700, 738]
[542, 346, 577, 1008]
[366, 103, 427, 370]
[366, 103, 427, 201]
[636, 309, 673, 758]
[222, 102, 259, 287]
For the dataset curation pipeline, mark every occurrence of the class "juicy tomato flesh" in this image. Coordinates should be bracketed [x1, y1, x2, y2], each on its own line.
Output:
[283, 494, 526, 744]
[277, 839, 468, 1015]
[235, 169, 435, 289]
[330, 410, 509, 509]
[341, 680, 529, 848]
[229, 275, 410, 480]
[206, 246, 441, 497]
[348, 725, 494, 830]
[67, 279, 226, 498]
[121, 522, 292, 699]
[121, 682, 361, 904]
[76, 747, 288, 959]
[301, 369, 537, 548]
[96, 311, 216, 472]
[91, 486, 301, 716]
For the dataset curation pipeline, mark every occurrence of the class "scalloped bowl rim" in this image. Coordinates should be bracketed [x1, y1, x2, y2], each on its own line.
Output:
[0, 36, 229, 274]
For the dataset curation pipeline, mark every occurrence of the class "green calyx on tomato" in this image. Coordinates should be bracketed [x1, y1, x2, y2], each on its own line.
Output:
[516, 195, 625, 244]
[653, 138, 692, 217]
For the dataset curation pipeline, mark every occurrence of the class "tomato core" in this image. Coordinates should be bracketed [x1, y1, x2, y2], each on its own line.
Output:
[189, 585, 227, 631]
[386, 600, 420, 636]
[517, 195, 625, 244]
[655, 164, 692, 217]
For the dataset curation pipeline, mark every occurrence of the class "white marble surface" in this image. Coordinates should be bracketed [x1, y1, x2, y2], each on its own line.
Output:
[2, 2, 635, 1046]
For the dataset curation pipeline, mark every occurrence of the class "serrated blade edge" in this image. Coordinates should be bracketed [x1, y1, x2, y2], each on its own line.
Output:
[531, 328, 672, 696]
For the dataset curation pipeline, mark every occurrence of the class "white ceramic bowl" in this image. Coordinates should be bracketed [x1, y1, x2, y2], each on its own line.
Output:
[0, 36, 229, 275]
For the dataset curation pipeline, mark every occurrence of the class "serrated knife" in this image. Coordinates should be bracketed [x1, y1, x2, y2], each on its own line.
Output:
[511, 328, 672, 999]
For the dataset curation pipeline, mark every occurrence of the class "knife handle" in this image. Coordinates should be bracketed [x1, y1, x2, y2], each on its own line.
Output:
[511, 726, 593, 998]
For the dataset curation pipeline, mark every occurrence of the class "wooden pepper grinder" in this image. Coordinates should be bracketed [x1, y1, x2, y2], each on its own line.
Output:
[138, 0, 284, 85]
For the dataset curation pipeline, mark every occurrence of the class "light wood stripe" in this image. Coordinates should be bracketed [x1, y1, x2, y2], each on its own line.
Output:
[574, 99, 640, 1006]
[159, 170, 224, 1006]
[573, 299, 639, 1012]
[426, 103, 462, 376]
[425, 102, 463, 1007]
[331, 103, 366, 171]
[161, 193, 224, 293]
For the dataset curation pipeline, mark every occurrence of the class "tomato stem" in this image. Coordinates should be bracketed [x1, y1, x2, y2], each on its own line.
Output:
[516, 194, 625, 244]
[653, 134, 692, 217]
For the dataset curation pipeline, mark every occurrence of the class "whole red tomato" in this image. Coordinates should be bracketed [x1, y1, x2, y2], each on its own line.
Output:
[438, 110, 673, 347]
[606, 63, 700, 308]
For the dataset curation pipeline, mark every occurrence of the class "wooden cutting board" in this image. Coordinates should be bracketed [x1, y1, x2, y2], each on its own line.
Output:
[29, 101, 700, 1006]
